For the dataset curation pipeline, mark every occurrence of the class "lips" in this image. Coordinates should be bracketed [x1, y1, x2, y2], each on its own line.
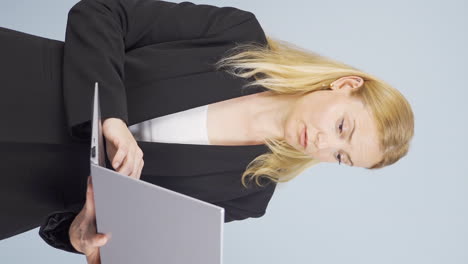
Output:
[301, 125, 307, 149]
[304, 127, 308, 149]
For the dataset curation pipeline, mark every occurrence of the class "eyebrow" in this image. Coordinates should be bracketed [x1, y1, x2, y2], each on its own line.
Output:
[346, 117, 355, 167]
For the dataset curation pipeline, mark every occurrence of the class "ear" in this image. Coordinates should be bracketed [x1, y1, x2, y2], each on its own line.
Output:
[330, 76, 364, 92]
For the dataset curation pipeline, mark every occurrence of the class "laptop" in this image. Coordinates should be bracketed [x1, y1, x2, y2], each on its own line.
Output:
[89, 82, 225, 264]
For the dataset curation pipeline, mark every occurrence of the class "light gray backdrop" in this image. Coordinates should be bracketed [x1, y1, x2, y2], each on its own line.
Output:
[1, 0, 467, 263]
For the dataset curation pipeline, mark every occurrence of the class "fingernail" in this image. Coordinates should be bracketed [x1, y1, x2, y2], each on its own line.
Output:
[114, 162, 120, 168]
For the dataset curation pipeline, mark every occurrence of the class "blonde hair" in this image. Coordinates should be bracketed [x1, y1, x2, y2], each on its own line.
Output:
[214, 36, 415, 189]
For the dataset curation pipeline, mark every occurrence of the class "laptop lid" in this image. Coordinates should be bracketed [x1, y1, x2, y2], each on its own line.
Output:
[90, 82, 105, 167]
[89, 83, 224, 264]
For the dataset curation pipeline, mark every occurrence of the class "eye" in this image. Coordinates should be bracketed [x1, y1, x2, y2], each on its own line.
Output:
[339, 118, 344, 134]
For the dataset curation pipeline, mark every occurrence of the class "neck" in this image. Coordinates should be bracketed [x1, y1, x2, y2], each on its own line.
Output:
[246, 91, 299, 144]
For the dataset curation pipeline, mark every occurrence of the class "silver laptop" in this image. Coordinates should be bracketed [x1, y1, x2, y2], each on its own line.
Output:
[90, 82, 225, 264]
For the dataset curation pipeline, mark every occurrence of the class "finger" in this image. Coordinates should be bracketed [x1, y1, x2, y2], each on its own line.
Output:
[86, 249, 101, 264]
[112, 144, 128, 170]
[85, 176, 96, 216]
[131, 150, 141, 179]
[135, 159, 144, 180]
[118, 147, 134, 176]
[96, 248, 102, 264]
[97, 249, 102, 264]
[90, 233, 109, 248]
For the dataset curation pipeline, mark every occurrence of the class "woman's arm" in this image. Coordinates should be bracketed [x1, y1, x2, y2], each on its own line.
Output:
[41, 0, 260, 253]
[39, 203, 84, 255]
[63, 0, 259, 141]
[214, 181, 277, 223]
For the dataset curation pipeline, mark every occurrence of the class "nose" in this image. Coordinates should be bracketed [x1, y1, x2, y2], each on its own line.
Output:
[315, 131, 344, 150]
[316, 132, 327, 149]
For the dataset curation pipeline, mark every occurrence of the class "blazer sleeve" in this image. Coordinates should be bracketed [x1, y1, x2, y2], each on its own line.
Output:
[63, 0, 259, 141]
[38, 203, 84, 255]
[214, 181, 277, 223]
[40, 0, 261, 253]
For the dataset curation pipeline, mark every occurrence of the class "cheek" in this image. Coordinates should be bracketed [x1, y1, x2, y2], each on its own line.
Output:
[301, 100, 335, 130]
[304, 110, 330, 136]
[311, 149, 334, 163]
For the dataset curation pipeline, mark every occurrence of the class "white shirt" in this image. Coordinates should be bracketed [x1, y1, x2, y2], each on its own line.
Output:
[128, 104, 211, 145]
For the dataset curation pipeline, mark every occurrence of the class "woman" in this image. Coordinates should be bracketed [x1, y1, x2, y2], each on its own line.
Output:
[0, 0, 414, 261]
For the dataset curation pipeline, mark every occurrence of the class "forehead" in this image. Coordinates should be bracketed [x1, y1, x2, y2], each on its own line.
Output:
[348, 97, 382, 168]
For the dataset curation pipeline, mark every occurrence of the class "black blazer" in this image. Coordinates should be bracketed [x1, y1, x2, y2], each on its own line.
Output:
[39, 0, 277, 254]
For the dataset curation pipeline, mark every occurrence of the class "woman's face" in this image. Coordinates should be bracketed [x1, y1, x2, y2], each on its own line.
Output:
[284, 76, 383, 168]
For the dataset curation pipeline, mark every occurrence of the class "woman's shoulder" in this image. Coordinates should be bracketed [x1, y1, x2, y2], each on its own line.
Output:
[238, 12, 268, 46]
[213, 4, 267, 47]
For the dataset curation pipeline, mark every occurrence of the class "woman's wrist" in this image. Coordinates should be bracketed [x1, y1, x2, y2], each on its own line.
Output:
[103, 117, 126, 127]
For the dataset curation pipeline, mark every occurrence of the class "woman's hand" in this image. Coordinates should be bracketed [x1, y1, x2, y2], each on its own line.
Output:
[103, 118, 144, 179]
[69, 176, 109, 264]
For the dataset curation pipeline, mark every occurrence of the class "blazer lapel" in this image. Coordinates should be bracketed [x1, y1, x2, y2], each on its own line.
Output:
[136, 141, 270, 177]
[122, 69, 271, 178]
[126, 71, 268, 126]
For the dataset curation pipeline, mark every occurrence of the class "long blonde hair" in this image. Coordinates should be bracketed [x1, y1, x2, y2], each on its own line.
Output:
[214, 36, 414, 189]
